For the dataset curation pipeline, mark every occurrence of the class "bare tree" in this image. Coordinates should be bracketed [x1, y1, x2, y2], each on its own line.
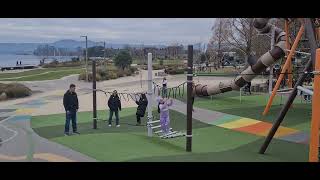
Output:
[221, 18, 256, 61]
[207, 18, 229, 69]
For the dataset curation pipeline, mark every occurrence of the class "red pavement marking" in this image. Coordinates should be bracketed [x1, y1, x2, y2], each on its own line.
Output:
[234, 121, 272, 135]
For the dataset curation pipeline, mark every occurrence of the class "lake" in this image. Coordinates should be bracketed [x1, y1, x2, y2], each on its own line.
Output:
[0, 54, 77, 67]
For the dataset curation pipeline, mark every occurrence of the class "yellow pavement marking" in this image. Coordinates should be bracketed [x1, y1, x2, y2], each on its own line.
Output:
[15, 108, 35, 115]
[218, 118, 260, 129]
[257, 126, 299, 138]
[0, 153, 74, 162]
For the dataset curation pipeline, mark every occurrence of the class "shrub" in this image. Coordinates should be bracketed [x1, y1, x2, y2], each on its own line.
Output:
[117, 70, 125, 77]
[109, 72, 118, 79]
[129, 66, 138, 73]
[159, 59, 164, 66]
[152, 64, 164, 70]
[0, 83, 32, 99]
[42, 59, 82, 68]
[78, 65, 137, 82]
[78, 72, 102, 82]
[165, 66, 185, 75]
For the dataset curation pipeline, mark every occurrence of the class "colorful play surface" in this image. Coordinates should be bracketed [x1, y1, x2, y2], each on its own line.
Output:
[208, 114, 309, 144]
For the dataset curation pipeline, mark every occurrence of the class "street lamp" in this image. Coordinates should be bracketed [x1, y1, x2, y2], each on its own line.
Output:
[81, 35, 88, 81]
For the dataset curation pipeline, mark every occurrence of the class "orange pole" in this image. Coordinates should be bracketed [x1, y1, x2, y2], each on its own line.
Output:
[286, 21, 293, 88]
[262, 25, 304, 116]
[309, 48, 320, 162]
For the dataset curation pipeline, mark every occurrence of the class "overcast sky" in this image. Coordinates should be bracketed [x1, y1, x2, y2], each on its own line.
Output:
[0, 18, 215, 45]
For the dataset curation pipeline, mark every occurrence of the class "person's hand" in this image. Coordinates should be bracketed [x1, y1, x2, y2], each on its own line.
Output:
[76, 109, 78, 112]
[66, 110, 70, 114]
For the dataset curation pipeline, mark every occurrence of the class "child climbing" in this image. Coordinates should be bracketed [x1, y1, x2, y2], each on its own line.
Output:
[157, 96, 173, 134]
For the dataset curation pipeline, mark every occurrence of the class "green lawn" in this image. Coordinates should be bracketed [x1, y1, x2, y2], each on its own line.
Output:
[0, 67, 84, 81]
[31, 108, 308, 162]
[176, 91, 311, 131]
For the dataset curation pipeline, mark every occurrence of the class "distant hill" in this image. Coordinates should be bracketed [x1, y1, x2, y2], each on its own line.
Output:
[0, 43, 41, 54]
[0, 39, 199, 55]
[52, 39, 96, 50]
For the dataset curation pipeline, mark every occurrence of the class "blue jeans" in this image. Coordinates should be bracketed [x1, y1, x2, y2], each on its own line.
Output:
[162, 87, 167, 97]
[64, 110, 77, 133]
[108, 110, 119, 125]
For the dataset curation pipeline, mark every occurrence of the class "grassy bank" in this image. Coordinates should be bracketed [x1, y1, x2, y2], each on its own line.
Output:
[0, 67, 85, 81]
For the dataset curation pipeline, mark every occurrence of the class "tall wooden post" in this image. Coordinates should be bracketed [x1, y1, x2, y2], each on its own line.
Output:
[92, 59, 97, 129]
[309, 48, 320, 162]
[186, 45, 193, 152]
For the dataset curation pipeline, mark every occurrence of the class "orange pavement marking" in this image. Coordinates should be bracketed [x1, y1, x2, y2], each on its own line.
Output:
[234, 121, 273, 135]
[0, 153, 74, 162]
[257, 126, 299, 138]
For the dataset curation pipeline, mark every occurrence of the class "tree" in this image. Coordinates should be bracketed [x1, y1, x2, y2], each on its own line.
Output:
[199, 53, 207, 64]
[208, 18, 229, 68]
[114, 50, 133, 70]
[159, 59, 164, 66]
[87, 46, 104, 57]
[221, 18, 256, 60]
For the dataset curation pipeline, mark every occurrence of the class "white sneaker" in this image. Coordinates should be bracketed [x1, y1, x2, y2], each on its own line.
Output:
[116, 125, 120, 127]
[108, 124, 112, 127]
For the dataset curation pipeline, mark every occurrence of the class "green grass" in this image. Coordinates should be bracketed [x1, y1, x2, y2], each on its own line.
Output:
[31, 107, 137, 128]
[32, 108, 209, 139]
[176, 91, 311, 131]
[31, 108, 308, 162]
[128, 138, 308, 162]
[0, 67, 84, 81]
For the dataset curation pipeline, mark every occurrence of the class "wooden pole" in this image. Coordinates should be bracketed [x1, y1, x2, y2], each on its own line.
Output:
[262, 25, 304, 116]
[92, 59, 97, 129]
[186, 45, 193, 152]
[286, 20, 293, 88]
[308, 50, 320, 162]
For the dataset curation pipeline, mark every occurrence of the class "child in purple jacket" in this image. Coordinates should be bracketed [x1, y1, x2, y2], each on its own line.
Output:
[157, 96, 173, 134]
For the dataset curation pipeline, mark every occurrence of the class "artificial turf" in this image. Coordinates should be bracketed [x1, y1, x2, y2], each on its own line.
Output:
[31, 108, 309, 162]
[177, 91, 311, 131]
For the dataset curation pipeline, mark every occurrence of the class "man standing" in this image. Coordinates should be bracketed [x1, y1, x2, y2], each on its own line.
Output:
[108, 90, 121, 127]
[63, 84, 79, 136]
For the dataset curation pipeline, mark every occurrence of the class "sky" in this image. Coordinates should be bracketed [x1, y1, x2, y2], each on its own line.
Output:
[0, 18, 215, 45]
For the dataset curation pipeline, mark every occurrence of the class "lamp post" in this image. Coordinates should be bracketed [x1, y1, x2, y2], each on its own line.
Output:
[81, 35, 88, 81]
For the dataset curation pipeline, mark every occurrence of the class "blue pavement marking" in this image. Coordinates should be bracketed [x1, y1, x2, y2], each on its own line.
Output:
[7, 115, 32, 122]
[278, 131, 310, 144]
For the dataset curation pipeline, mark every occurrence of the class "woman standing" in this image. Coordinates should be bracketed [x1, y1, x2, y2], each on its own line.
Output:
[135, 93, 148, 126]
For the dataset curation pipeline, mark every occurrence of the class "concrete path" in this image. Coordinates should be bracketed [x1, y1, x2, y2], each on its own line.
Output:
[0, 91, 96, 162]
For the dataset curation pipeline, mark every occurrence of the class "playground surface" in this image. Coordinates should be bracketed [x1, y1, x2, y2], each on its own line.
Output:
[0, 69, 312, 162]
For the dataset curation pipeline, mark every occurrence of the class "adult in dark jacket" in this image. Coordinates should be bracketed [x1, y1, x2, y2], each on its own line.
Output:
[108, 90, 121, 127]
[63, 84, 79, 135]
[135, 93, 148, 125]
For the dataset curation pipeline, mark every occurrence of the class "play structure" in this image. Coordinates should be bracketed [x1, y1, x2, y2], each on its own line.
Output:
[193, 18, 320, 162]
[90, 53, 188, 139]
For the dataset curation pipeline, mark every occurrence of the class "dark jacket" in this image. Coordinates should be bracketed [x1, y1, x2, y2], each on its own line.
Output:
[63, 90, 79, 111]
[136, 98, 148, 117]
[108, 95, 121, 111]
